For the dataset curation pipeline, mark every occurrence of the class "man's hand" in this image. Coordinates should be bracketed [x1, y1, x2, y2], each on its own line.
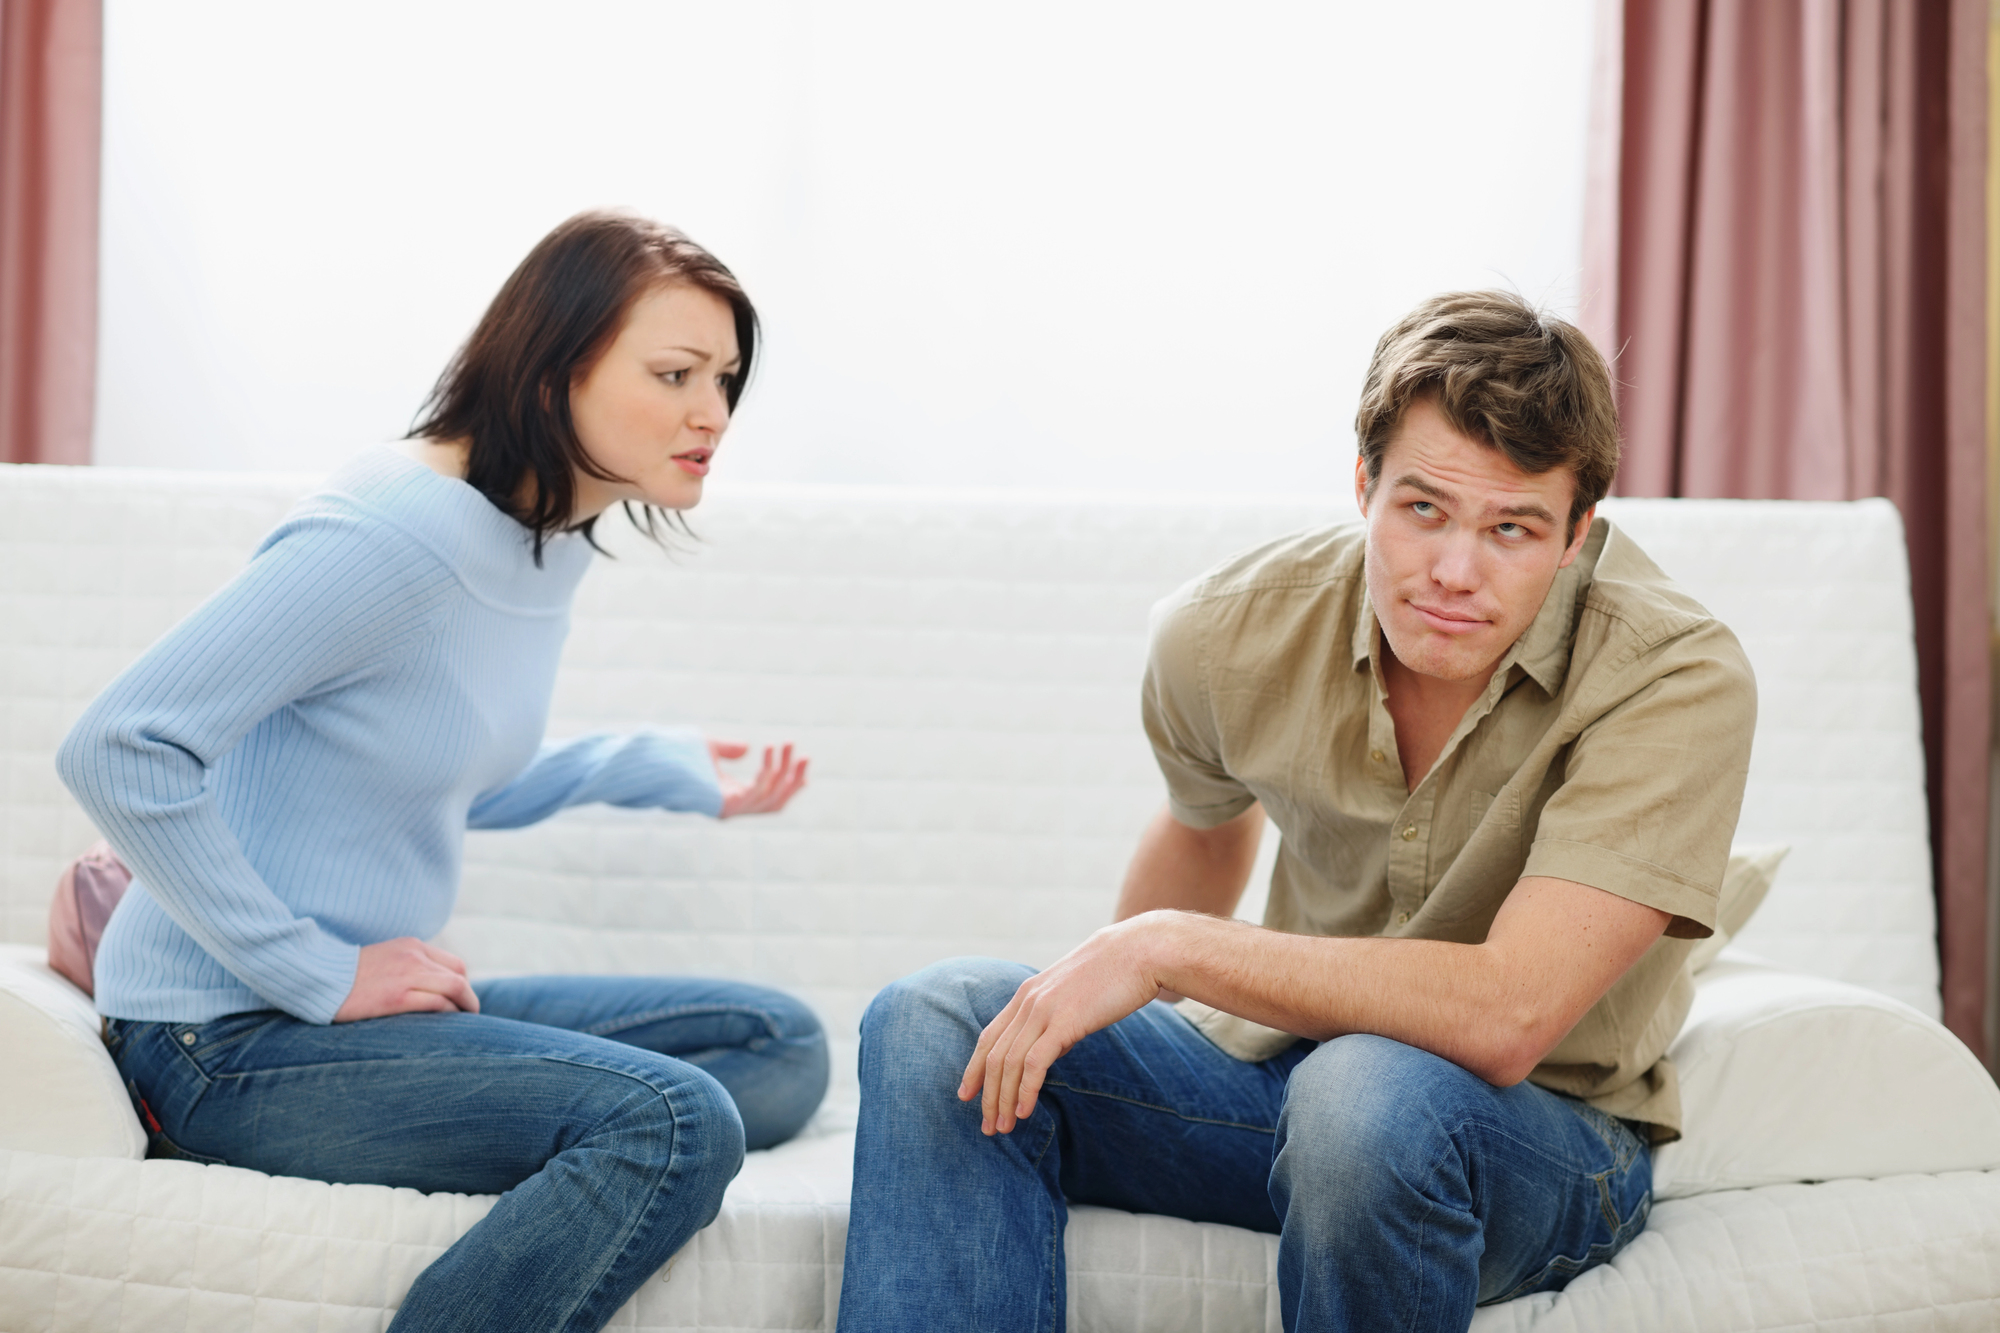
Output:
[333, 937, 480, 1022]
[957, 915, 1174, 1135]
[709, 739, 809, 818]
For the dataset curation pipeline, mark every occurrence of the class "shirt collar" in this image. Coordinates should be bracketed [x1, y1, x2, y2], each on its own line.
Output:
[1350, 516, 1608, 698]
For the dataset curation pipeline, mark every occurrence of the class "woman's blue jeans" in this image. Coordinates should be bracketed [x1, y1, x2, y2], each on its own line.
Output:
[105, 974, 830, 1333]
[836, 958, 1652, 1333]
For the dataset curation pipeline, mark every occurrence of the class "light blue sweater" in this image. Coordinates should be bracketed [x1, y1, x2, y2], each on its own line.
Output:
[58, 448, 722, 1025]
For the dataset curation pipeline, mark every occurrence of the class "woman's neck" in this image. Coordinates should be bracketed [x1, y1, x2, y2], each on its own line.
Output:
[401, 437, 470, 480]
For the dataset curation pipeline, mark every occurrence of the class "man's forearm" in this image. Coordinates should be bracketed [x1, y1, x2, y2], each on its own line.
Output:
[1135, 876, 1671, 1086]
[1113, 802, 1264, 921]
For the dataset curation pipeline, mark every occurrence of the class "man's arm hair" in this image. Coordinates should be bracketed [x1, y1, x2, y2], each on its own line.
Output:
[1113, 803, 1264, 923]
[1145, 874, 1670, 1086]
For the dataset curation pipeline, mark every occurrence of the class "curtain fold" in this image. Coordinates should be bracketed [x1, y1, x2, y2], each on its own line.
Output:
[0, 0, 101, 466]
[1584, 0, 1992, 1065]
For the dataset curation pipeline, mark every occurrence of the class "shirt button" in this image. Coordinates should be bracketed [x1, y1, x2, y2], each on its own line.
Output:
[1401, 825, 1417, 841]
[1371, 750, 1385, 763]
[181, 1032, 196, 1046]
[1397, 911, 1410, 924]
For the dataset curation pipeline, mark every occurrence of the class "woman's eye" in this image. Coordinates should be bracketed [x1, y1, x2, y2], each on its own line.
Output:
[659, 369, 688, 386]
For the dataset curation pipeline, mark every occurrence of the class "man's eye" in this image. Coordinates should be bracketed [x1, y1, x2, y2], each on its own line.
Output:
[1412, 501, 1437, 518]
[1497, 522, 1523, 537]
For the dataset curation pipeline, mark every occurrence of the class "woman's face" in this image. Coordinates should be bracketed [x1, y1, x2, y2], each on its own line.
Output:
[567, 281, 741, 520]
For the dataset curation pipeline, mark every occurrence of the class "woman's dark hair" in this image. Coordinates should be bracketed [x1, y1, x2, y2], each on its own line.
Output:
[409, 210, 758, 562]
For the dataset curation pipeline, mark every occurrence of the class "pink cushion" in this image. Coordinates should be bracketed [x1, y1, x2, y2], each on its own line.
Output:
[47, 841, 132, 997]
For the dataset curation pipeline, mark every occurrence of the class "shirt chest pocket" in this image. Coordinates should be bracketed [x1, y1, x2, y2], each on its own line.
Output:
[1468, 789, 1522, 841]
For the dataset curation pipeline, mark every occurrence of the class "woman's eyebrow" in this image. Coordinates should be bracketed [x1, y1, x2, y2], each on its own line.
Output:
[655, 346, 743, 371]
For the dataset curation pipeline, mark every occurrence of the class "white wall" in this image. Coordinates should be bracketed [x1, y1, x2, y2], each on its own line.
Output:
[96, 0, 1594, 496]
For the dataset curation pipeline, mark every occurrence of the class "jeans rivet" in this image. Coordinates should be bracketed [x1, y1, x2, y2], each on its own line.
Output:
[182, 1032, 196, 1045]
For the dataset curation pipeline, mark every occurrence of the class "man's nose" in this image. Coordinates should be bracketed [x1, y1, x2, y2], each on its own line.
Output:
[1431, 529, 1481, 591]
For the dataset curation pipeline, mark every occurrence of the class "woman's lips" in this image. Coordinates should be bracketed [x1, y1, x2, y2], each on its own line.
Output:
[1409, 602, 1488, 634]
[672, 450, 712, 477]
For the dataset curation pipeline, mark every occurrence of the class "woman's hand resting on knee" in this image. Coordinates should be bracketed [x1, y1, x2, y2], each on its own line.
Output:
[334, 937, 481, 1021]
[709, 740, 809, 818]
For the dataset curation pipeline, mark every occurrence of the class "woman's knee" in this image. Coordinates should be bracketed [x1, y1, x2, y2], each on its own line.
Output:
[746, 985, 825, 1044]
[601, 1064, 746, 1218]
[737, 1022, 830, 1152]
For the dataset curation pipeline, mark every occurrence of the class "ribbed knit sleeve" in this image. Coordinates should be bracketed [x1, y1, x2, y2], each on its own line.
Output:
[467, 728, 724, 829]
[56, 511, 456, 1024]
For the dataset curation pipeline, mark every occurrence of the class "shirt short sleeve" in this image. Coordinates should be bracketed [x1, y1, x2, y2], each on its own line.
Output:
[1522, 616, 1757, 938]
[1140, 584, 1259, 829]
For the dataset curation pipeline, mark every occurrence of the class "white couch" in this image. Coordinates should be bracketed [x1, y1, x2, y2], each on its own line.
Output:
[3, 462, 1999, 1332]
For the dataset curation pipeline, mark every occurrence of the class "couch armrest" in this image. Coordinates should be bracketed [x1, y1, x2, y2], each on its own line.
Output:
[1655, 956, 2000, 1200]
[0, 943, 146, 1159]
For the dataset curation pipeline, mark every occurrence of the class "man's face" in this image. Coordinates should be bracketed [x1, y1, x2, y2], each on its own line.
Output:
[1355, 398, 1594, 685]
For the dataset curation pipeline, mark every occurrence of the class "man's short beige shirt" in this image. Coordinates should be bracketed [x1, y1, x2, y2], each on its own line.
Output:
[1144, 517, 1756, 1139]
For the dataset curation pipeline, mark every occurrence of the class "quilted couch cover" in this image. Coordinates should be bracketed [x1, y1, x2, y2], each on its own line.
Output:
[3, 462, 1999, 1331]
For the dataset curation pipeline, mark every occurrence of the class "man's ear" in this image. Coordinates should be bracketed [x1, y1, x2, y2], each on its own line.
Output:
[1557, 505, 1596, 569]
[1354, 452, 1371, 518]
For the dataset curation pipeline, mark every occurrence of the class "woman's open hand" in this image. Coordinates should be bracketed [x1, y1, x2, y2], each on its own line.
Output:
[709, 739, 809, 818]
[334, 937, 479, 1022]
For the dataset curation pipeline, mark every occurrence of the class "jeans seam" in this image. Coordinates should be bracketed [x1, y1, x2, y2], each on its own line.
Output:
[580, 1002, 784, 1042]
[1043, 1077, 1278, 1135]
[205, 1046, 700, 1100]
[1044, 1187, 1062, 1333]
[1594, 1171, 1620, 1233]
[1407, 1127, 1460, 1332]
[554, 1078, 697, 1331]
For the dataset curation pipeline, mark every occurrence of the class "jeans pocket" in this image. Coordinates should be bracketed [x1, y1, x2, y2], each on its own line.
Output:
[1479, 1102, 1654, 1307]
[1564, 1099, 1646, 1173]
[116, 1072, 228, 1166]
[175, 1011, 282, 1069]
[145, 1121, 230, 1165]
[1485, 1184, 1651, 1306]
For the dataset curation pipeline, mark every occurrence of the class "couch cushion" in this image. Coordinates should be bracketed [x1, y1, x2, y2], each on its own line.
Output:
[1686, 844, 1787, 973]
[0, 943, 145, 1159]
[1654, 958, 2000, 1200]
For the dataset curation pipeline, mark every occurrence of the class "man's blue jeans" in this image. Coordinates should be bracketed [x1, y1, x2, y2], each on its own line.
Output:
[836, 958, 1652, 1333]
[105, 974, 830, 1333]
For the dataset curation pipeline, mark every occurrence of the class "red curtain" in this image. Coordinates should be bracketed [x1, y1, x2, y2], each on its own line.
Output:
[0, 0, 100, 466]
[1582, 0, 1991, 1063]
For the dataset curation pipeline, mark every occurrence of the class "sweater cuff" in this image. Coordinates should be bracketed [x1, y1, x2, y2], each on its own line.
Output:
[645, 727, 725, 818]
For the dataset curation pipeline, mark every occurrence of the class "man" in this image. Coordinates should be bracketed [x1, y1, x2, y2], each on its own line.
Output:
[836, 291, 1755, 1332]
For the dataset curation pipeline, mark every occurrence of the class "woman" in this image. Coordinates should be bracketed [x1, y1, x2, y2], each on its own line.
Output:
[56, 211, 828, 1332]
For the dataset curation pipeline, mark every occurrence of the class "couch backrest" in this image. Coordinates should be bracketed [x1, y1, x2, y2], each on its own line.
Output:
[0, 465, 1936, 1102]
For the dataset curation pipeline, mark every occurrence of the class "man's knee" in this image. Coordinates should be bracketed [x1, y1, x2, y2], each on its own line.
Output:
[1273, 1034, 1477, 1199]
[858, 957, 1032, 1090]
